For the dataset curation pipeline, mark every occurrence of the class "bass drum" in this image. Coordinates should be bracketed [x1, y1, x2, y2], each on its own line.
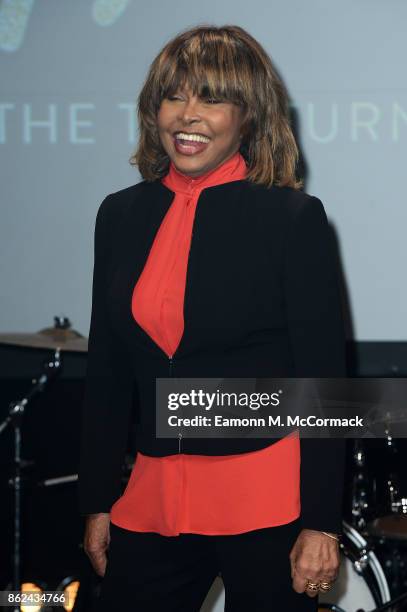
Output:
[318, 521, 391, 612]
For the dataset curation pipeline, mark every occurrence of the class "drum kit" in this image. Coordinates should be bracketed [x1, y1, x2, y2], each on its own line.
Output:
[319, 439, 407, 611]
[1, 320, 407, 611]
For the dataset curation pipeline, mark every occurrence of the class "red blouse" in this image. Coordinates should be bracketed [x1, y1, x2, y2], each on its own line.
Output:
[110, 151, 301, 536]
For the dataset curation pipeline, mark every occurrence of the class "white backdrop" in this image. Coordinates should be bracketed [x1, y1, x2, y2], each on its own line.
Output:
[1, 0, 406, 341]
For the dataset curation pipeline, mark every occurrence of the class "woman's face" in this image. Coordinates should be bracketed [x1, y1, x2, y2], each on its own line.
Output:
[157, 84, 245, 177]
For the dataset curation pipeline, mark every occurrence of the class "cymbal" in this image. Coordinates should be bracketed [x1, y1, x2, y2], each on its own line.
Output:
[0, 321, 88, 353]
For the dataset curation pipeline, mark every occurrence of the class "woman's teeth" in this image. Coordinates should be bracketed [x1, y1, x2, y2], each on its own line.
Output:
[175, 133, 210, 143]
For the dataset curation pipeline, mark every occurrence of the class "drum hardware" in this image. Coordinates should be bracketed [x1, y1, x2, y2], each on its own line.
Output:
[319, 521, 391, 611]
[0, 347, 62, 608]
[350, 440, 377, 530]
[391, 499, 407, 515]
[345, 545, 370, 574]
[348, 435, 407, 538]
[365, 434, 407, 541]
[38, 474, 78, 487]
[373, 590, 407, 610]
[0, 315, 88, 353]
[340, 434, 407, 608]
[382, 431, 404, 516]
[365, 532, 407, 599]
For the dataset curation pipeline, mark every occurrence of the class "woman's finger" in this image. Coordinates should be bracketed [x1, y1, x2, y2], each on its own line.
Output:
[292, 568, 315, 595]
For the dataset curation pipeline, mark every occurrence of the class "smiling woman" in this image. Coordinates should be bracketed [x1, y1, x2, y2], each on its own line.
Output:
[157, 84, 245, 176]
[79, 23, 347, 612]
[130, 24, 302, 188]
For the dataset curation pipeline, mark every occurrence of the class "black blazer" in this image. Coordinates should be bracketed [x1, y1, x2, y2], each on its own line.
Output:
[78, 177, 348, 534]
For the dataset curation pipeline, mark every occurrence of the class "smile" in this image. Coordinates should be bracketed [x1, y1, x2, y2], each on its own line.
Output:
[173, 133, 211, 156]
[174, 132, 211, 143]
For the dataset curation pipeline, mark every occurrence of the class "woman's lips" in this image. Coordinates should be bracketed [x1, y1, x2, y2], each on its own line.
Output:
[173, 135, 210, 155]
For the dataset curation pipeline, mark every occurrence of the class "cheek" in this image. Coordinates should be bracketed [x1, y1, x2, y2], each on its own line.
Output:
[156, 105, 172, 131]
[156, 110, 165, 131]
[211, 111, 241, 140]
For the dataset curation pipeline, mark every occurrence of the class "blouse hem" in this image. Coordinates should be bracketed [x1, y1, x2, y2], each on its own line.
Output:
[110, 510, 301, 537]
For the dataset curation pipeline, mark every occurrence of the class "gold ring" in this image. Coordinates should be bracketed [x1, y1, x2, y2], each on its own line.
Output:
[306, 581, 320, 592]
[319, 581, 332, 592]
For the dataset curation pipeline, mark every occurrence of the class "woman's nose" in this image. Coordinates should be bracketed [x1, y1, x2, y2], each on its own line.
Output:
[179, 97, 201, 122]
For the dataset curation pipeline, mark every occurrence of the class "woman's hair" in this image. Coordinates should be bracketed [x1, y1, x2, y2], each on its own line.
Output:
[130, 24, 303, 189]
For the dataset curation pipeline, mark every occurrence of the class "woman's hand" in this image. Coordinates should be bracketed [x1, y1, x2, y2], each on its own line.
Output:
[84, 512, 111, 577]
[289, 529, 340, 597]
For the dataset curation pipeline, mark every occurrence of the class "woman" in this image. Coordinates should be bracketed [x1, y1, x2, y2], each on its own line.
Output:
[78, 24, 347, 611]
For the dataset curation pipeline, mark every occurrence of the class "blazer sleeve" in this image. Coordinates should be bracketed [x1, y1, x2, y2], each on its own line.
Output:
[77, 195, 134, 515]
[283, 195, 347, 534]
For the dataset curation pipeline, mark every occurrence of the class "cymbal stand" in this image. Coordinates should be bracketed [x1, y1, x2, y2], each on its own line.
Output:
[351, 439, 371, 530]
[0, 349, 61, 610]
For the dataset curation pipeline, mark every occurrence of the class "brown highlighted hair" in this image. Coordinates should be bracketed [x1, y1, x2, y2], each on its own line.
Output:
[130, 24, 303, 189]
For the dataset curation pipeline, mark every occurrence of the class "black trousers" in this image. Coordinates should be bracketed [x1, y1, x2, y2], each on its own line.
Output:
[98, 518, 318, 611]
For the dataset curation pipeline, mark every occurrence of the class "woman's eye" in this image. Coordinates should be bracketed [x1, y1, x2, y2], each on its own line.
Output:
[166, 95, 222, 104]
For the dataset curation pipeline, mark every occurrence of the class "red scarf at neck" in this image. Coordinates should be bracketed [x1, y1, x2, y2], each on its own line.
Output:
[162, 150, 247, 194]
